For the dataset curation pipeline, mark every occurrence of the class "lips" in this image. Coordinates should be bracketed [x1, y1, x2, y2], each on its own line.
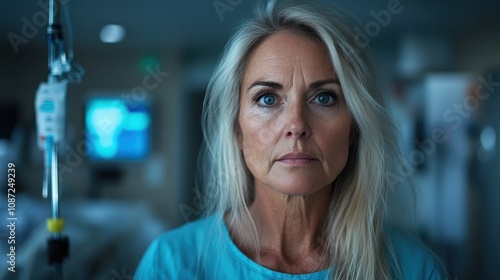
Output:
[276, 152, 317, 165]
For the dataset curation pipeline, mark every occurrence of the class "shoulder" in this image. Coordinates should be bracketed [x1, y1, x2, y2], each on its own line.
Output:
[135, 215, 221, 279]
[388, 230, 449, 280]
[156, 214, 220, 246]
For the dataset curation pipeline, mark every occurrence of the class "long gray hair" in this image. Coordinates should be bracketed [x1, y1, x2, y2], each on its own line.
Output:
[201, 0, 401, 279]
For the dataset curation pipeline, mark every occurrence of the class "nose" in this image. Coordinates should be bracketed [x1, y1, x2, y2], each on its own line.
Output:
[283, 102, 311, 139]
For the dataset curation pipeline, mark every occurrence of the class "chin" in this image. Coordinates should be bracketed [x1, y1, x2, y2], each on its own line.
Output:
[268, 177, 332, 196]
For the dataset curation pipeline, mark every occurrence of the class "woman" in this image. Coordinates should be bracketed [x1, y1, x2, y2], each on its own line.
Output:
[136, 0, 448, 279]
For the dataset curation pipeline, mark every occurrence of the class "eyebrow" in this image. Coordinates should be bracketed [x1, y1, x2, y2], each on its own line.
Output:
[247, 79, 340, 91]
[247, 81, 282, 91]
[310, 79, 340, 89]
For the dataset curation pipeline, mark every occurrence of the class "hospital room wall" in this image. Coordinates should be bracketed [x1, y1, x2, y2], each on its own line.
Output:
[456, 19, 500, 73]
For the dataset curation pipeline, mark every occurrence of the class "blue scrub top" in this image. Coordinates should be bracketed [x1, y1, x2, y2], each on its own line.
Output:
[135, 214, 447, 279]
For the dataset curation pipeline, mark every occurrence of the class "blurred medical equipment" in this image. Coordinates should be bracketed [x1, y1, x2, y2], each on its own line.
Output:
[34, 0, 84, 278]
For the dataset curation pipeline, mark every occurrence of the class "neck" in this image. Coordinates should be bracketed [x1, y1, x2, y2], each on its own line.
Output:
[227, 182, 333, 273]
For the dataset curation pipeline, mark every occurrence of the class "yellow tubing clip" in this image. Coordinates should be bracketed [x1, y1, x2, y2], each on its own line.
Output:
[47, 218, 65, 233]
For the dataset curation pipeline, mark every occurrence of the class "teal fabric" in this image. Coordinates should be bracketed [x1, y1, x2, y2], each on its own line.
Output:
[135, 215, 447, 280]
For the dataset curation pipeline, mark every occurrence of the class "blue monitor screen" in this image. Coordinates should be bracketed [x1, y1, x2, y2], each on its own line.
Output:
[85, 98, 150, 160]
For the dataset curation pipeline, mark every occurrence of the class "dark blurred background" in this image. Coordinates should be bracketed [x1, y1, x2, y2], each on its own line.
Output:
[0, 0, 499, 279]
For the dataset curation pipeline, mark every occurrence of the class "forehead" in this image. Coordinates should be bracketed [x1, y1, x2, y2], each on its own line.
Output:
[243, 31, 335, 82]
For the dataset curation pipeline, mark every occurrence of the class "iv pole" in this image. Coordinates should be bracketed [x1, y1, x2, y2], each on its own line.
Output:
[45, 0, 67, 278]
[35, 0, 83, 278]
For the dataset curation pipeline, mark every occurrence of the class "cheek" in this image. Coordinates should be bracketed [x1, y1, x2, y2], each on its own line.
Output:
[238, 111, 279, 171]
[239, 111, 278, 147]
[240, 120, 275, 154]
[319, 122, 352, 171]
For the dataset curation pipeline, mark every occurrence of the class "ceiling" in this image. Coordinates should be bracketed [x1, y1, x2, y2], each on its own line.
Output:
[1, 0, 500, 54]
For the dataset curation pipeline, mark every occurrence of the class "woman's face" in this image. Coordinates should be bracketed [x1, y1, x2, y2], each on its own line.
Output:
[237, 31, 352, 195]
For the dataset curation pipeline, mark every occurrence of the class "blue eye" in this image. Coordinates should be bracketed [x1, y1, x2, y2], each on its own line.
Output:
[315, 92, 336, 106]
[257, 94, 277, 106]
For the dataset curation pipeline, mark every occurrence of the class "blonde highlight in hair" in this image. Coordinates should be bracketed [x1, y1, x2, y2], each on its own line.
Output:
[201, 0, 402, 279]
